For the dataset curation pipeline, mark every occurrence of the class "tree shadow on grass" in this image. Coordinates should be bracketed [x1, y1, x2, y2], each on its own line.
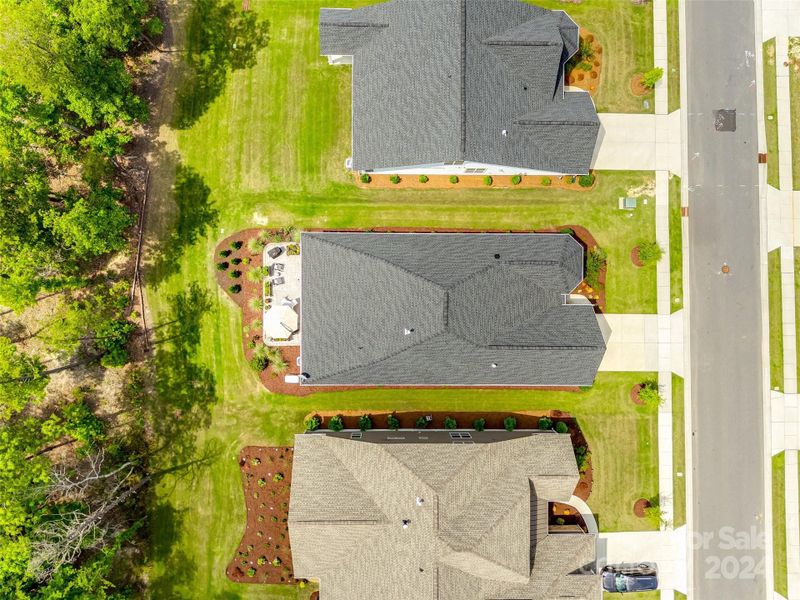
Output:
[148, 282, 218, 472]
[147, 164, 219, 287]
[173, 0, 270, 129]
[147, 501, 197, 599]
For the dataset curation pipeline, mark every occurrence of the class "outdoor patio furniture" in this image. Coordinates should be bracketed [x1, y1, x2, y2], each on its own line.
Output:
[267, 246, 283, 259]
[273, 262, 285, 272]
[272, 277, 285, 286]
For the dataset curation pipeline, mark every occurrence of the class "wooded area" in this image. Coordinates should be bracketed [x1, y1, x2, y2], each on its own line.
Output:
[0, 0, 164, 596]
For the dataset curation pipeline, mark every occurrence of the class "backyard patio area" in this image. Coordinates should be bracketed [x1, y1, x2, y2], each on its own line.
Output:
[262, 243, 301, 346]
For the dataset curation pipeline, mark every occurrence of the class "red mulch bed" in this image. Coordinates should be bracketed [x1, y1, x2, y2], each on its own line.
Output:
[215, 226, 608, 396]
[226, 446, 298, 585]
[306, 410, 593, 501]
[630, 73, 650, 97]
[631, 246, 644, 268]
[633, 497, 651, 518]
[630, 384, 644, 406]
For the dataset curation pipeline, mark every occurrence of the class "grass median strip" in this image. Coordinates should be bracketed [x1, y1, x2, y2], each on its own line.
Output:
[667, 0, 680, 113]
[790, 37, 800, 190]
[669, 174, 683, 312]
[769, 248, 784, 391]
[672, 374, 686, 529]
[764, 38, 780, 188]
[774, 451, 787, 597]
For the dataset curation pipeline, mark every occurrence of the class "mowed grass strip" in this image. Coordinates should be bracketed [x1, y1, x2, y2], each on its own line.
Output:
[669, 174, 683, 312]
[774, 451, 787, 597]
[672, 374, 685, 529]
[532, 0, 654, 113]
[764, 38, 780, 188]
[666, 0, 680, 113]
[790, 38, 800, 190]
[769, 248, 784, 391]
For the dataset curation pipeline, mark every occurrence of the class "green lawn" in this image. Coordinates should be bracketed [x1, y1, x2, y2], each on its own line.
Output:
[604, 592, 660, 599]
[669, 174, 683, 312]
[769, 248, 784, 391]
[672, 374, 685, 528]
[666, 0, 680, 113]
[796, 248, 800, 383]
[764, 38, 780, 189]
[790, 38, 800, 190]
[774, 452, 787, 598]
[140, 1, 661, 597]
[534, 0, 654, 113]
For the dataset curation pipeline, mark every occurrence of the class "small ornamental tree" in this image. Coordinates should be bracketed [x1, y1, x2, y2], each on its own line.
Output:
[637, 241, 664, 265]
[390, 175, 401, 184]
[304, 415, 321, 431]
[418, 175, 429, 183]
[511, 175, 522, 185]
[273, 472, 284, 482]
[638, 380, 664, 407]
[443, 416, 457, 429]
[360, 173, 371, 184]
[231, 240, 243, 250]
[387, 414, 401, 430]
[503, 416, 517, 432]
[540, 176, 551, 186]
[642, 67, 664, 89]
[555, 421, 569, 434]
[328, 415, 344, 431]
[216, 261, 228, 271]
[538, 416, 553, 430]
[575, 445, 590, 473]
[415, 416, 429, 429]
[358, 414, 373, 431]
[586, 247, 607, 289]
[483, 175, 493, 186]
[473, 418, 486, 431]
[449, 175, 459, 184]
[247, 568, 256, 577]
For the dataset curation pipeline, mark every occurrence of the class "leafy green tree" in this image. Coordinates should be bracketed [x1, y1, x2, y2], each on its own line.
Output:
[503, 416, 517, 432]
[0, 337, 48, 418]
[642, 67, 664, 89]
[328, 415, 344, 432]
[387, 414, 401, 430]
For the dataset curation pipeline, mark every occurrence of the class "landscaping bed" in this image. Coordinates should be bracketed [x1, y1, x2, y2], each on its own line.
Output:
[565, 29, 603, 95]
[356, 172, 597, 190]
[303, 410, 593, 501]
[226, 446, 297, 585]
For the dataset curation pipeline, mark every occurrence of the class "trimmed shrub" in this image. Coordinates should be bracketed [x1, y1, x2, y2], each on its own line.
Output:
[272, 557, 282, 567]
[257, 478, 266, 487]
[503, 416, 517, 432]
[559, 227, 575, 235]
[511, 175, 522, 185]
[304, 415, 321, 431]
[220, 249, 232, 257]
[231, 257, 242, 265]
[358, 414, 373, 431]
[229, 284, 242, 294]
[251, 457, 261, 466]
[443, 416, 457, 429]
[638, 380, 664, 407]
[360, 173, 372, 184]
[390, 175, 401, 184]
[248, 236, 267, 254]
[265, 347, 288, 373]
[216, 261, 229, 271]
[250, 347, 269, 371]
[247, 265, 270, 282]
[473, 418, 486, 431]
[387, 414, 401, 430]
[555, 421, 569, 434]
[449, 175, 459, 184]
[538, 416, 553, 430]
[567, 175, 576, 184]
[249, 297, 265, 312]
[637, 241, 664, 265]
[272, 472, 284, 482]
[231, 240, 243, 250]
[540, 176, 551, 186]
[585, 247, 607, 289]
[257, 556, 267, 566]
[242, 256, 251, 265]
[247, 568, 256, 577]
[415, 416, 429, 429]
[578, 174, 595, 187]
[286, 243, 300, 256]
[575, 445, 590, 473]
[328, 415, 344, 431]
[642, 67, 664, 89]
[228, 270, 242, 279]
[418, 174, 429, 183]
[483, 175, 493, 186]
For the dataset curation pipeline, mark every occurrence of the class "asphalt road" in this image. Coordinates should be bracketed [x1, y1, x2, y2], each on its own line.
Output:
[686, 1, 766, 598]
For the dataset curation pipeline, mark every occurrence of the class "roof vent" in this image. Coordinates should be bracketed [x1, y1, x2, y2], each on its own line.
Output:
[404, 328, 414, 336]
[491, 363, 498, 369]
[402, 519, 410, 529]
[416, 497, 424, 506]
[501, 129, 508, 137]
[494, 253, 500, 259]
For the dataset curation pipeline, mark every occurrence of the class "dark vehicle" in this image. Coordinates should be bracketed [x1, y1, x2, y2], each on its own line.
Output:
[601, 564, 658, 593]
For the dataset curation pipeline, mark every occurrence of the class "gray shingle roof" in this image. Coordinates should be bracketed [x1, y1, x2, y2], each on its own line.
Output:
[288, 432, 597, 600]
[300, 232, 606, 386]
[319, 1, 599, 173]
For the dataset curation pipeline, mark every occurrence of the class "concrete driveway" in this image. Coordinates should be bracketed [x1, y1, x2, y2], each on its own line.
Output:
[591, 112, 681, 175]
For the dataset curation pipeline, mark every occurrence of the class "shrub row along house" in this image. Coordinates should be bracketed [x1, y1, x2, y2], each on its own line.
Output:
[288, 430, 597, 599]
[299, 232, 606, 387]
[320, 0, 600, 176]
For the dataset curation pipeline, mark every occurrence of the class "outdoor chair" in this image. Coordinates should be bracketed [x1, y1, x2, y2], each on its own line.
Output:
[267, 246, 283, 259]
[272, 277, 285, 286]
[273, 262, 285, 272]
